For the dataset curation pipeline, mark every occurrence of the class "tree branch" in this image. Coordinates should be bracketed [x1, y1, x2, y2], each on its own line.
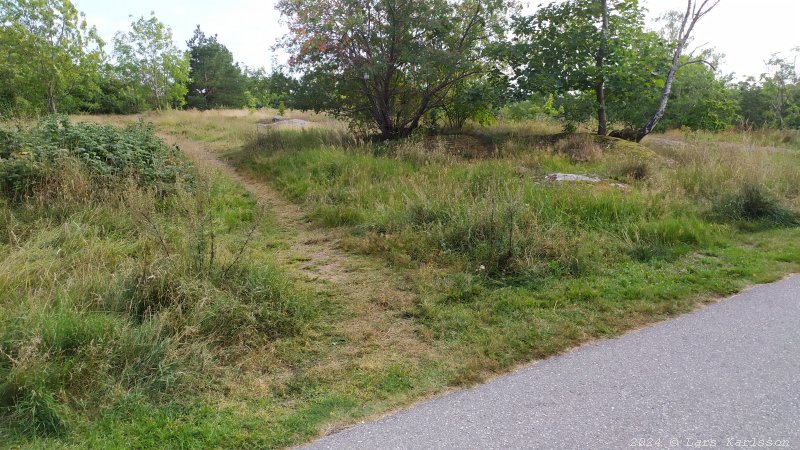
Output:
[679, 59, 716, 70]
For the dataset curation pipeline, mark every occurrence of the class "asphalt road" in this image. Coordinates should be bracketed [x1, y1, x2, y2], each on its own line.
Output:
[305, 276, 800, 449]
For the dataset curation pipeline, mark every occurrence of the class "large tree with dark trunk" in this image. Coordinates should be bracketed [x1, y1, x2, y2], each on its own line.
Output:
[276, 0, 512, 139]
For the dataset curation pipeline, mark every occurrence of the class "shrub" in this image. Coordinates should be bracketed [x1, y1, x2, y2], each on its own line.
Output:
[0, 156, 44, 201]
[498, 96, 562, 122]
[0, 115, 193, 202]
[715, 184, 798, 226]
[553, 134, 600, 163]
[612, 159, 651, 181]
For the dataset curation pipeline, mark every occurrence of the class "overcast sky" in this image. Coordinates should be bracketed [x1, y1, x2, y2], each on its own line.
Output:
[75, 0, 799, 79]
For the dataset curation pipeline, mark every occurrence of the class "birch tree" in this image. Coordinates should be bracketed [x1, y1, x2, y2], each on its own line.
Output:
[613, 0, 722, 142]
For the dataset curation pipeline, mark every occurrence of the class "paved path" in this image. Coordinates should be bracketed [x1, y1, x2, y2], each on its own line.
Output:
[306, 276, 800, 449]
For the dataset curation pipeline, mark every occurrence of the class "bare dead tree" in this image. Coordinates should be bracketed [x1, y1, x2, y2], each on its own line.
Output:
[611, 0, 721, 142]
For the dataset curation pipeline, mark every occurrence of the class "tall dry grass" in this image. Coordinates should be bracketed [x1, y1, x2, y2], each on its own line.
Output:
[0, 118, 308, 439]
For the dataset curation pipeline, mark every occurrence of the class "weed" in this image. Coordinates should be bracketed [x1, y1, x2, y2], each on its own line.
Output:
[612, 159, 651, 181]
[553, 133, 601, 163]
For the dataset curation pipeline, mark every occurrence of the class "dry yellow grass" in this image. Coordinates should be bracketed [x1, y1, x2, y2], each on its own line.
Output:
[553, 133, 602, 162]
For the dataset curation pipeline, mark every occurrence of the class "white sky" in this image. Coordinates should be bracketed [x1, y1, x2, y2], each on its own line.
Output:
[75, 0, 799, 79]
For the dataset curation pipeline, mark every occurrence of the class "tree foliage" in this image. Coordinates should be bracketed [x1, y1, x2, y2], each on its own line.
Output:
[0, 0, 103, 115]
[186, 26, 246, 109]
[112, 14, 189, 111]
[630, 0, 721, 141]
[0, 0, 794, 136]
[730, 51, 800, 130]
[761, 52, 800, 128]
[507, 0, 669, 134]
[276, 0, 512, 138]
[659, 60, 738, 131]
[440, 76, 506, 129]
[243, 66, 300, 109]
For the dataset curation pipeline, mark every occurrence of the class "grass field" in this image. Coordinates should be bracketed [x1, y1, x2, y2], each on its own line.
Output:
[3, 110, 800, 448]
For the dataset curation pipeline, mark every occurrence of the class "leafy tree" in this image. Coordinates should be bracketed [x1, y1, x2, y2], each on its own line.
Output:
[185, 26, 246, 109]
[276, 0, 512, 139]
[91, 63, 150, 114]
[730, 52, 800, 130]
[441, 76, 506, 129]
[243, 67, 300, 109]
[0, 0, 103, 115]
[243, 90, 257, 111]
[736, 77, 773, 128]
[631, 0, 721, 141]
[113, 13, 189, 111]
[658, 61, 738, 131]
[508, 0, 669, 135]
[761, 52, 800, 129]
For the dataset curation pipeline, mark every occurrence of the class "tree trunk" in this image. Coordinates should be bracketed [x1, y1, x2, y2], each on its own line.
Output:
[595, 0, 609, 136]
[47, 82, 57, 114]
[595, 84, 607, 136]
[635, 46, 683, 142]
[631, 0, 720, 142]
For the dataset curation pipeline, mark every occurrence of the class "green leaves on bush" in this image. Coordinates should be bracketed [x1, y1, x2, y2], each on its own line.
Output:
[0, 115, 192, 201]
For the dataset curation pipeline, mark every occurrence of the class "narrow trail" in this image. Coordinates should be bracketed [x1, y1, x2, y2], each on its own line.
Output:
[644, 135, 795, 154]
[159, 133, 430, 371]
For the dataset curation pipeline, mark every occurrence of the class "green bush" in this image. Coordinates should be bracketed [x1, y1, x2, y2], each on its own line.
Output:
[0, 115, 192, 201]
[715, 184, 798, 226]
[0, 156, 44, 201]
[499, 95, 562, 122]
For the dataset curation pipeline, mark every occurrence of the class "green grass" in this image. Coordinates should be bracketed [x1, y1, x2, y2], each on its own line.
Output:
[230, 121, 800, 386]
[0, 119, 319, 447]
[5, 111, 800, 448]
[659, 126, 800, 151]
